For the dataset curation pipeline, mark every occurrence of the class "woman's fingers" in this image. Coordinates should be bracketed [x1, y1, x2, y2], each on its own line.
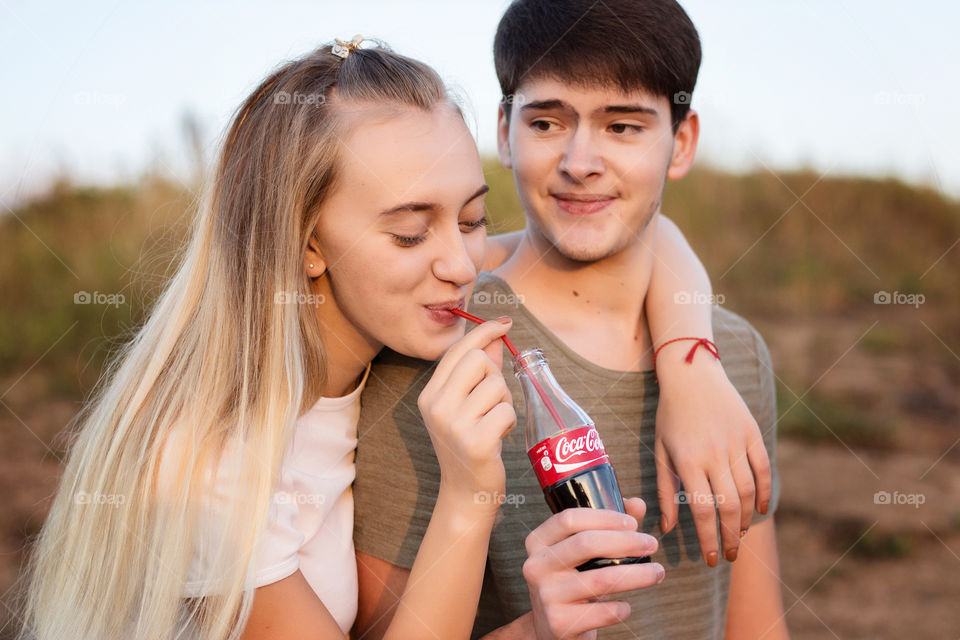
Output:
[730, 451, 757, 539]
[673, 466, 719, 567]
[707, 468, 741, 563]
[746, 426, 772, 515]
[654, 440, 681, 534]
[440, 348, 502, 408]
[430, 319, 511, 386]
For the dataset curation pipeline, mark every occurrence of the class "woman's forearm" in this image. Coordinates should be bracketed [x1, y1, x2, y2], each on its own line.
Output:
[383, 486, 497, 640]
[646, 215, 715, 346]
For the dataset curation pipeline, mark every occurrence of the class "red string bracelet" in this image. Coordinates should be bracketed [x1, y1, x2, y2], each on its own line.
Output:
[652, 337, 720, 374]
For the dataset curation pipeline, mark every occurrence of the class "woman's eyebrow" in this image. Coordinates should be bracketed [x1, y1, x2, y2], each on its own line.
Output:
[377, 184, 489, 217]
[463, 184, 490, 206]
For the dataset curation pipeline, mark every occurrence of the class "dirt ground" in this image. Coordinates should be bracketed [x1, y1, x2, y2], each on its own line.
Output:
[1, 361, 958, 639]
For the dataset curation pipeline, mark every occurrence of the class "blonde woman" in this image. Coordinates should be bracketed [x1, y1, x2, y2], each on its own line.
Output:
[19, 41, 529, 640]
[19, 38, 766, 640]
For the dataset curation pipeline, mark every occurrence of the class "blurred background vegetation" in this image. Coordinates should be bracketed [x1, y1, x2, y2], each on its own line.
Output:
[1, 158, 958, 638]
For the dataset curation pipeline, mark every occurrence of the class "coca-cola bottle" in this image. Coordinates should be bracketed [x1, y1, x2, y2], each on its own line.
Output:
[514, 348, 650, 571]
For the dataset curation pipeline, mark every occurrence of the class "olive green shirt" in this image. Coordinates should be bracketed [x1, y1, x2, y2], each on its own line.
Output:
[354, 272, 780, 639]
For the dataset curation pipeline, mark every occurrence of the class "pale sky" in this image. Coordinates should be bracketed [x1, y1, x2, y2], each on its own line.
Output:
[2, 0, 958, 209]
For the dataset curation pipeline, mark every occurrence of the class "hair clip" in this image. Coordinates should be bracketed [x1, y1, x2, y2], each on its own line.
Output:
[332, 34, 364, 59]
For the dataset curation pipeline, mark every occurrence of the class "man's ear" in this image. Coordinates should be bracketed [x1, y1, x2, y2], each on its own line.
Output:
[667, 109, 700, 181]
[496, 103, 513, 170]
[304, 230, 327, 278]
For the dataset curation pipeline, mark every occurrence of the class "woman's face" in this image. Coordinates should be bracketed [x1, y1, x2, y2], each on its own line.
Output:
[309, 102, 488, 361]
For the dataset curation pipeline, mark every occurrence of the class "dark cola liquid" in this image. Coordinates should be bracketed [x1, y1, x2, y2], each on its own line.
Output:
[543, 462, 651, 571]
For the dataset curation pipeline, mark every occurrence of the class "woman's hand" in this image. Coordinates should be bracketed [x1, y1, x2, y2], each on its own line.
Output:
[418, 317, 517, 509]
[654, 353, 772, 567]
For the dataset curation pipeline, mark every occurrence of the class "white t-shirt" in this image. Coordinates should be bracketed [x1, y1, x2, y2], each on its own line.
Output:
[163, 366, 369, 634]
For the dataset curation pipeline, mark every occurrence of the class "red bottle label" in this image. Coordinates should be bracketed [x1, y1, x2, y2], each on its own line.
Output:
[527, 425, 610, 489]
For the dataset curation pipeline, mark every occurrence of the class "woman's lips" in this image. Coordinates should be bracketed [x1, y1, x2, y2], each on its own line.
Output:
[425, 300, 464, 326]
[552, 194, 615, 215]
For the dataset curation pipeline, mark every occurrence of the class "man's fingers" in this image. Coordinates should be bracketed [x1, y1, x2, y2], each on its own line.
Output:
[542, 529, 658, 571]
[622, 497, 647, 524]
[432, 319, 512, 385]
[537, 601, 630, 640]
[654, 441, 680, 534]
[539, 563, 665, 611]
[525, 508, 638, 555]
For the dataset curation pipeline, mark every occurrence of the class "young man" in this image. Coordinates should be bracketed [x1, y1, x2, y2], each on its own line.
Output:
[351, 1, 789, 638]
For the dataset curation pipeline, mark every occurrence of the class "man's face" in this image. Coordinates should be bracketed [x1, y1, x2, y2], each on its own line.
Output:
[498, 77, 696, 262]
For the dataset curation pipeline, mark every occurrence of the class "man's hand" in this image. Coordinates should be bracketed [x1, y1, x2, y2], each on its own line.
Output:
[654, 354, 771, 567]
[522, 498, 664, 639]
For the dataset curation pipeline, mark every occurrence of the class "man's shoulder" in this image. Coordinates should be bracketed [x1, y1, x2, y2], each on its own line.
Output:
[710, 306, 774, 414]
[358, 350, 435, 435]
[711, 305, 772, 372]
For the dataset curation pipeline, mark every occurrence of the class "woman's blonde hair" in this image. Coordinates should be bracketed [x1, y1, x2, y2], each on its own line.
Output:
[18, 42, 449, 640]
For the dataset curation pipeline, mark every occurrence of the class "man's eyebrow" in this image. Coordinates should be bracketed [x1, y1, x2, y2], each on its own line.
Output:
[518, 100, 658, 119]
[600, 104, 659, 118]
[377, 184, 489, 217]
[519, 99, 573, 113]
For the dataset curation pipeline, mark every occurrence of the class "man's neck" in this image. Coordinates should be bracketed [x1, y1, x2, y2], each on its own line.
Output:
[494, 223, 656, 372]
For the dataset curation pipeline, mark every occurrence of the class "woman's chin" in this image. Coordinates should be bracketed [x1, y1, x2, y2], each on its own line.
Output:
[390, 331, 462, 362]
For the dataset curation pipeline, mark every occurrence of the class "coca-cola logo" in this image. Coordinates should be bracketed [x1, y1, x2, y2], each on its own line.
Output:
[554, 428, 604, 463]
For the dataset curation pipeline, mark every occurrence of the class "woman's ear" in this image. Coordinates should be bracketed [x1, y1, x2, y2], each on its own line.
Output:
[667, 109, 700, 181]
[304, 231, 327, 278]
[496, 103, 513, 170]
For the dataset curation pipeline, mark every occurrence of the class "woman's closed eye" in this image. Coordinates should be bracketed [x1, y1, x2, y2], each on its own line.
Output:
[459, 216, 488, 233]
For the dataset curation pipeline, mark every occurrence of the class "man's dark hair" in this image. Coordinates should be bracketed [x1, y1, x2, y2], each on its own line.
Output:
[494, 0, 702, 131]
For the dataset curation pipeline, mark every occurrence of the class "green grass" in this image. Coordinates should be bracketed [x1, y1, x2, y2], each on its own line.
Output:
[3, 163, 958, 453]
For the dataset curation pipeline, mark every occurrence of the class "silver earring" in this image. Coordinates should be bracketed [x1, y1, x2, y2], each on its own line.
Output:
[309, 263, 314, 269]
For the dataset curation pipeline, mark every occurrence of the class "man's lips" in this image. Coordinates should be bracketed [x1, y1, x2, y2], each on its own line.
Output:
[551, 192, 616, 215]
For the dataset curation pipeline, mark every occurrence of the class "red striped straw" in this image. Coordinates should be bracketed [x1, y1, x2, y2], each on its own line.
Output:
[451, 308, 567, 432]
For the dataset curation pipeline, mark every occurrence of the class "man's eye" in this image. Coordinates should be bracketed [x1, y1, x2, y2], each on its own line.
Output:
[610, 123, 643, 134]
[531, 120, 553, 132]
[390, 234, 426, 247]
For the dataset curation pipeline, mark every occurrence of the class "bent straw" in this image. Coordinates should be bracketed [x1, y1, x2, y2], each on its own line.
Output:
[451, 308, 568, 433]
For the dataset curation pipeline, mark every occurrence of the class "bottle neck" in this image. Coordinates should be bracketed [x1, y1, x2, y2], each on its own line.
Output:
[514, 349, 592, 444]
